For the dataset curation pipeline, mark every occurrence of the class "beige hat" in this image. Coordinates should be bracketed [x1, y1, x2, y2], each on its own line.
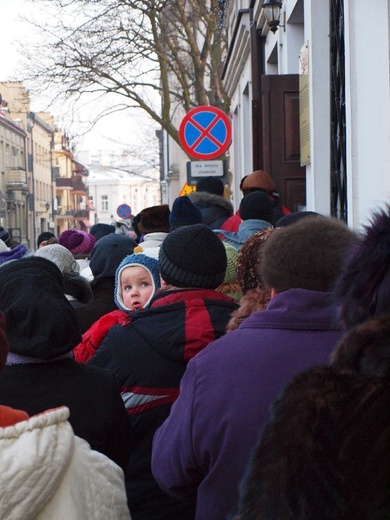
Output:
[240, 170, 277, 193]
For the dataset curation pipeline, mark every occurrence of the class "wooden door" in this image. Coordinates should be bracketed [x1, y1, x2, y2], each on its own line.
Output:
[261, 74, 306, 212]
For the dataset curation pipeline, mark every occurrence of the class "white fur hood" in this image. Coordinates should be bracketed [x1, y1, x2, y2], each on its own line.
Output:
[0, 407, 131, 520]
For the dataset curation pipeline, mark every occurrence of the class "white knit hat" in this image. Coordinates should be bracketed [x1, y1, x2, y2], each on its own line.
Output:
[34, 244, 80, 273]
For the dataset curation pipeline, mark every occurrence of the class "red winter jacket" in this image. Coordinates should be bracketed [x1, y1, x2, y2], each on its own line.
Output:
[73, 309, 128, 363]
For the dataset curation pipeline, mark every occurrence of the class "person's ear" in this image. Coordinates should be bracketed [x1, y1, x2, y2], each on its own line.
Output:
[160, 278, 170, 289]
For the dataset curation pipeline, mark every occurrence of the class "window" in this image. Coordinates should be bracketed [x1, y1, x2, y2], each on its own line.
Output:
[101, 195, 108, 211]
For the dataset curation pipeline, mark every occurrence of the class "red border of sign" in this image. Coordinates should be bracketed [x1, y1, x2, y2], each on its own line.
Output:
[179, 106, 232, 160]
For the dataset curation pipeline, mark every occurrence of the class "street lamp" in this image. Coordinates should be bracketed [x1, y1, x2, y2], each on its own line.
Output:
[261, 0, 283, 33]
[45, 202, 50, 212]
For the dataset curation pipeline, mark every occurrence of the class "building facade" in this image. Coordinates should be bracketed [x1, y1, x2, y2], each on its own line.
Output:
[0, 82, 92, 248]
[0, 100, 28, 245]
[162, 0, 390, 228]
[80, 154, 161, 225]
[220, 0, 390, 227]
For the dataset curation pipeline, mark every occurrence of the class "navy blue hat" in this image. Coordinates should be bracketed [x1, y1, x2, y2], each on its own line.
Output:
[239, 191, 273, 223]
[89, 234, 138, 279]
[169, 196, 203, 231]
[196, 176, 224, 196]
[89, 223, 116, 241]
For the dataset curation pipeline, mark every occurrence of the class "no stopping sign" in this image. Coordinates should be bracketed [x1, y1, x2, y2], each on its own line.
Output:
[179, 106, 232, 160]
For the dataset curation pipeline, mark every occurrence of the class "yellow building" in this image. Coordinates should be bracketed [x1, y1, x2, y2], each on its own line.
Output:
[53, 131, 90, 235]
[0, 81, 91, 247]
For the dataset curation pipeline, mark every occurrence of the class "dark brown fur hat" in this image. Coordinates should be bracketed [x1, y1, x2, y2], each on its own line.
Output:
[138, 204, 170, 234]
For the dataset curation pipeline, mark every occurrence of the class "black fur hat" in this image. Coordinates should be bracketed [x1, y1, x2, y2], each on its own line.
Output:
[334, 205, 390, 329]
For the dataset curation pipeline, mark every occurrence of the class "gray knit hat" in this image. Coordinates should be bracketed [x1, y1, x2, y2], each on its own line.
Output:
[34, 244, 80, 273]
[159, 224, 227, 289]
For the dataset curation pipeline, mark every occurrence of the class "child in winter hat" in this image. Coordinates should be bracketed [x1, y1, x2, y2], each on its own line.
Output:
[115, 254, 161, 312]
[74, 254, 160, 363]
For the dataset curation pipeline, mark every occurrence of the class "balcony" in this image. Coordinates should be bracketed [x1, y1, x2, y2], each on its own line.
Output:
[55, 176, 87, 194]
[55, 177, 73, 190]
[56, 207, 90, 219]
[6, 168, 28, 192]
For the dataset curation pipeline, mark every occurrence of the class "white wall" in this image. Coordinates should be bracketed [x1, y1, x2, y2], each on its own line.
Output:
[87, 168, 160, 224]
[303, 0, 331, 215]
[344, 0, 390, 228]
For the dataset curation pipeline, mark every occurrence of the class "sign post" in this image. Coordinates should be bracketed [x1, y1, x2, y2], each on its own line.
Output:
[179, 106, 232, 188]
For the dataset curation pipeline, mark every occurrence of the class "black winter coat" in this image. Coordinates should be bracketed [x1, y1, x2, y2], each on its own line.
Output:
[89, 288, 238, 520]
[0, 257, 131, 472]
[75, 278, 118, 333]
[0, 359, 131, 471]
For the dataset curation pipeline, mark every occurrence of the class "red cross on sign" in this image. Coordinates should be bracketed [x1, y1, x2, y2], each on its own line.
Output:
[179, 106, 232, 160]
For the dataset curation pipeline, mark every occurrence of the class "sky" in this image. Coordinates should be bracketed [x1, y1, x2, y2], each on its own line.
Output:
[0, 0, 156, 157]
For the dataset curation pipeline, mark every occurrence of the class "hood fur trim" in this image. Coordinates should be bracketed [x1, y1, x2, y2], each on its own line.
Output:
[188, 191, 233, 215]
[334, 205, 390, 329]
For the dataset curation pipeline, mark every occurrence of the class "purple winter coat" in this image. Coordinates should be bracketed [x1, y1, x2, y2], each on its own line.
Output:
[152, 289, 344, 520]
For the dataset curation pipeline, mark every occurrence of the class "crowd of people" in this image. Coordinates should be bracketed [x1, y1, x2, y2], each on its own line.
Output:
[0, 170, 389, 520]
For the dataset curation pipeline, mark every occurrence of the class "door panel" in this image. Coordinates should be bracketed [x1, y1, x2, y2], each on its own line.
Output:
[261, 75, 306, 212]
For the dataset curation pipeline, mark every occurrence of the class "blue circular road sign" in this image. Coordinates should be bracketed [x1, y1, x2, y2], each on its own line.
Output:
[179, 106, 232, 160]
[117, 204, 132, 219]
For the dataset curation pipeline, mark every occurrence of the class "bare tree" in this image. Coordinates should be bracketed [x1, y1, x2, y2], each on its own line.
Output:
[21, 0, 229, 145]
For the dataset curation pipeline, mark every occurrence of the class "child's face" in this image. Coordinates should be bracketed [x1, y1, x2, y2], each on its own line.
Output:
[120, 266, 154, 311]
